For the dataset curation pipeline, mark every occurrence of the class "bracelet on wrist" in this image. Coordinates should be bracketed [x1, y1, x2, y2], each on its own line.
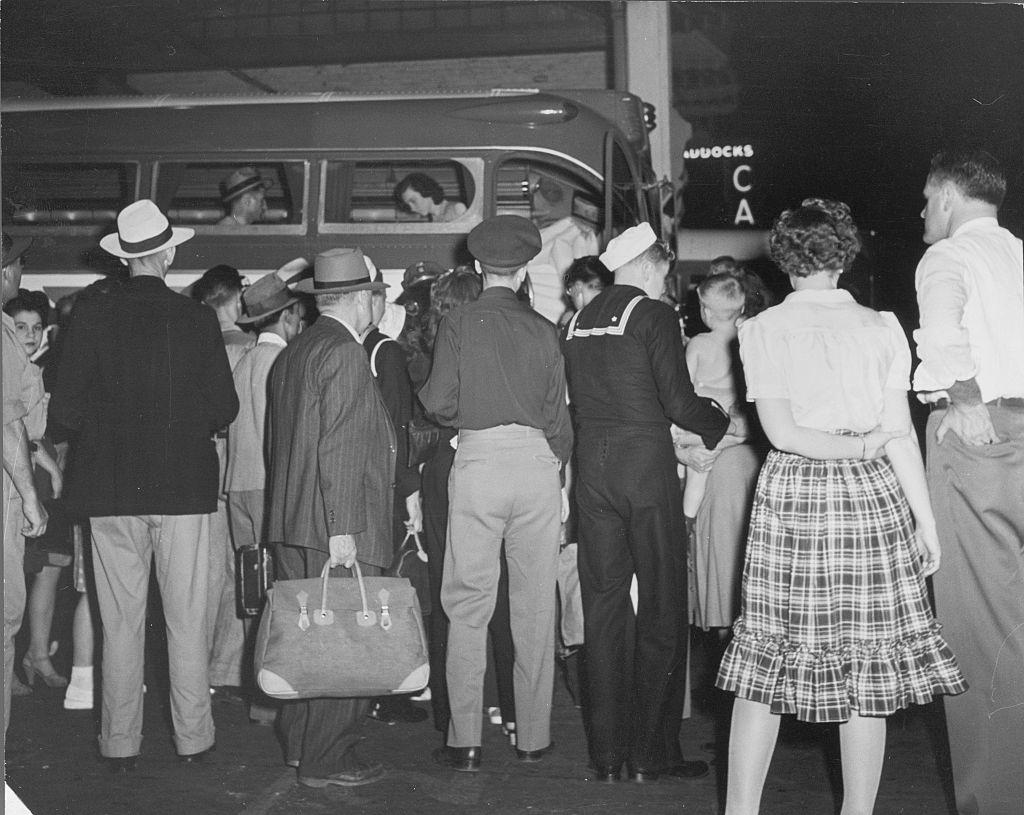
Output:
[859, 436, 866, 460]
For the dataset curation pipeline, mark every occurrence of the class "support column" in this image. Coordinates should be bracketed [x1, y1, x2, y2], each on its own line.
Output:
[623, 1, 673, 183]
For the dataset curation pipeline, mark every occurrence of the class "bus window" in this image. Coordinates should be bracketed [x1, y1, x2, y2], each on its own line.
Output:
[495, 158, 602, 234]
[608, 139, 643, 238]
[2, 162, 138, 227]
[154, 161, 306, 227]
[323, 159, 475, 225]
[497, 157, 602, 324]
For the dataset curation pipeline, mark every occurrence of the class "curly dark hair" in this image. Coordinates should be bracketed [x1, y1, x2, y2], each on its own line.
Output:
[768, 198, 861, 278]
[928, 149, 1006, 207]
[3, 288, 50, 325]
[394, 173, 445, 210]
[564, 255, 612, 290]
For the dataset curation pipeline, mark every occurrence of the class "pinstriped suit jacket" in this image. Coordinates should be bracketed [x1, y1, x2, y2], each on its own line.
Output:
[266, 316, 396, 569]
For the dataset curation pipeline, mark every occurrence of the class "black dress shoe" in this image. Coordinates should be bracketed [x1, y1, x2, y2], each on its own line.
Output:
[433, 746, 481, 772]
[590, 764, 621, 783]
[369, 699, 429, 725]
[662, 758, 710, 779]
[514, 742, 554, 763]
[103, 756, 138, 775]
[179, 744, 216, 764]
[627, 764, 660, 783]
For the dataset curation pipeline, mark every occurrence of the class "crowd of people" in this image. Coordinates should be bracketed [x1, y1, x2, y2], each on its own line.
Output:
[2, 147, 1022, 814]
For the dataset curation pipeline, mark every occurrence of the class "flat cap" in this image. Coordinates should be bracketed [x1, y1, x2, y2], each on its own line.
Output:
[467, 215, 542, 269]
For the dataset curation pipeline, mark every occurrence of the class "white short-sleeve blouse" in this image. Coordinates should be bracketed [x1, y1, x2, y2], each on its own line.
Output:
[738, 288, 910, 433]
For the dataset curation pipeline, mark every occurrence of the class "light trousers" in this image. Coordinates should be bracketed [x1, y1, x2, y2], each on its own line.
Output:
[442, 426, 561, 752]
[91, 513, 214, 757]
[928, 404, 1024, 815]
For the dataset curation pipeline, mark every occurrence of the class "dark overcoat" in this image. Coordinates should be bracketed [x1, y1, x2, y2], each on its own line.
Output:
[266, 316, 395, 569]
[50, 275, 239, 517]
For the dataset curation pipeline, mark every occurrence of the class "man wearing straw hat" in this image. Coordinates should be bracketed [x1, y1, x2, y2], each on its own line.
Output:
[266, 247, 395, 788]
[217, 166, 272, 227]
[50, 200, 239, 772]
[224, 262, 306, 726]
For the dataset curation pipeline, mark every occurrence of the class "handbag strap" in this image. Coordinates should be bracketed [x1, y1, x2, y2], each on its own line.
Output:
[318, 560, 370, 620]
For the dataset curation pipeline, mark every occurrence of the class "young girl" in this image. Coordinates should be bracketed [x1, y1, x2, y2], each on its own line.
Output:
[716, 199, 966, 814]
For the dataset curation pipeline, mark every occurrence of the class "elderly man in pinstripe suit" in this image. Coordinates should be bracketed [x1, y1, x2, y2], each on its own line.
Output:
[266, 247, 396, 789]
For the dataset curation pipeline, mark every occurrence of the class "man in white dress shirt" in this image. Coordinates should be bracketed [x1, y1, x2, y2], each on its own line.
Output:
[913, 148, 1024, 815]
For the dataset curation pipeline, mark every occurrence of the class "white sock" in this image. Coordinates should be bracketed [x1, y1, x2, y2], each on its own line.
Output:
[69, 666, 93, 688]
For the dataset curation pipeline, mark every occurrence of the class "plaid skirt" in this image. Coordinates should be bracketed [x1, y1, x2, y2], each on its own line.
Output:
[715, 448, 967, 723]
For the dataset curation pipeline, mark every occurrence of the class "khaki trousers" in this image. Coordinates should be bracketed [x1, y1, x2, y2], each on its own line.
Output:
[91, 513, 215, 757]
[442, 426, 561, 752]
[207, 496, 244, 687]
[3, 471, 25, 731]
[928, 404, 1024, 815]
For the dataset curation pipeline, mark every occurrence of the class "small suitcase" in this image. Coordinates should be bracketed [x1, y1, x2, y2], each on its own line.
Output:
[236, 544, 275, 617]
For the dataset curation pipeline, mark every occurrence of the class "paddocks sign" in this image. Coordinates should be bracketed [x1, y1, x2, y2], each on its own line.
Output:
[681, 141, 761, 229]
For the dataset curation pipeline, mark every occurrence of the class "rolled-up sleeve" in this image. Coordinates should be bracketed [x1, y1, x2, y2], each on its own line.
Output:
[418, 315, 460, 426]
[912, 247, 976, 392]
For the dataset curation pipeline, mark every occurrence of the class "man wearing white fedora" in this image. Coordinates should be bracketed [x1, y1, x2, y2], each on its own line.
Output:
[50, 199, 239, 772]
[267, 247, 396, 788]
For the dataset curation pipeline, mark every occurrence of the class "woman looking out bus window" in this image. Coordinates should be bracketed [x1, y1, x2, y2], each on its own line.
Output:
[395, 173, 467, 223]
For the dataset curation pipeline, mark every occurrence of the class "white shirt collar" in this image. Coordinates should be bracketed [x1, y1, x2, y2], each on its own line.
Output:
[951, 216, 1000, 239]
[784, 287, 854, 304]
[256, 332, 287, 347]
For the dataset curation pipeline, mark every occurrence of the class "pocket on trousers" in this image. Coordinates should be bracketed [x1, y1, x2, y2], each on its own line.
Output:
[534, 454, 561, 468]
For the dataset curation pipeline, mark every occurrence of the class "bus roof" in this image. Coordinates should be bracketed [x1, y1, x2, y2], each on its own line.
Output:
[1, 89, 648, 176]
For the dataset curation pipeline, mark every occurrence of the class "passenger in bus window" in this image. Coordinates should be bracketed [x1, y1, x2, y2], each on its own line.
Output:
[394, 173, 467, 224]
[218, 166, 271, 226]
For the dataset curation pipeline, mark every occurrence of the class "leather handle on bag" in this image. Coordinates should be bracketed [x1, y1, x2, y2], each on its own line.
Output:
[319, 560, 375, 626]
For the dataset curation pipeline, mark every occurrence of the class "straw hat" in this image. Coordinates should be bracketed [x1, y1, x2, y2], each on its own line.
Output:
[221, 166, 272, 203]
[99, 200, 194, 259]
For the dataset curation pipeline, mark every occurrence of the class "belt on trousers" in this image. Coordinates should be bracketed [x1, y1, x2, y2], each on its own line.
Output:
[930, 396, 1024, 411]
[458, 423, 544, 440]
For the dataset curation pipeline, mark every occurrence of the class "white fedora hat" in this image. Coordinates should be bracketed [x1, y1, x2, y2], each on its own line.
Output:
[99, 200, 194, 259]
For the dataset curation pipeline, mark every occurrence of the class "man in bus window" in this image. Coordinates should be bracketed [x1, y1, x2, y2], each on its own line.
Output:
[218, 166, 271, 226]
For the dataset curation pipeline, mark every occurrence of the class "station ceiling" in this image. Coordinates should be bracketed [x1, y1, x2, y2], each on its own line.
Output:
[2, 1, 614, 96]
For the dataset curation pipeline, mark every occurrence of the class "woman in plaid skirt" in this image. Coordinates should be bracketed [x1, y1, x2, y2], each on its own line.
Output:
[715, 199, 966, 814]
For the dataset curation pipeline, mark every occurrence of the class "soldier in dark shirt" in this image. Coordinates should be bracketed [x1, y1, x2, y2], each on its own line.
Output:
[562, 223, 730, 783]
[421, 215, 572, 772]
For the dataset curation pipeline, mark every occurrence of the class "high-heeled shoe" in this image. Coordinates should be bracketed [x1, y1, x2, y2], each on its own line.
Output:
[22, 654, 68, 688]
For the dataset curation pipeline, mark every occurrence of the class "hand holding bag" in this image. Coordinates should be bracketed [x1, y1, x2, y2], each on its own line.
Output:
[254, 560, 429, 699]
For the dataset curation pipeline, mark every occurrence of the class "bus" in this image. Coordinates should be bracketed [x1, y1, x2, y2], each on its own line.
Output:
[1, 89, 662, 323]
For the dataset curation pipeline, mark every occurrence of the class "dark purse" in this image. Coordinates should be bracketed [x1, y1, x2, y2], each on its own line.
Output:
[236, 544, 275, 618]
[406, 402, 442, 468]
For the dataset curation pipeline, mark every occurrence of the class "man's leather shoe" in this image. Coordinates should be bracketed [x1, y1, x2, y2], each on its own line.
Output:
[663, 758, 710, 779]
[515, 742, 554, 763]
[178, 744, 216, 764]
[590, 764, 621, 783]
[298, 761, 385, 788]
[104, 756, 138, 775]
[369, 699, 428, 725]
[433, 746, 481, 772]
[627, 764, 660, 783]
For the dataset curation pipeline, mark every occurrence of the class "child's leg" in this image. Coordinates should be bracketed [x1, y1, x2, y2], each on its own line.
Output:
[682, 467, 708, 518]
[838, 712, 886, 815]
[725, 698, 780, 815]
